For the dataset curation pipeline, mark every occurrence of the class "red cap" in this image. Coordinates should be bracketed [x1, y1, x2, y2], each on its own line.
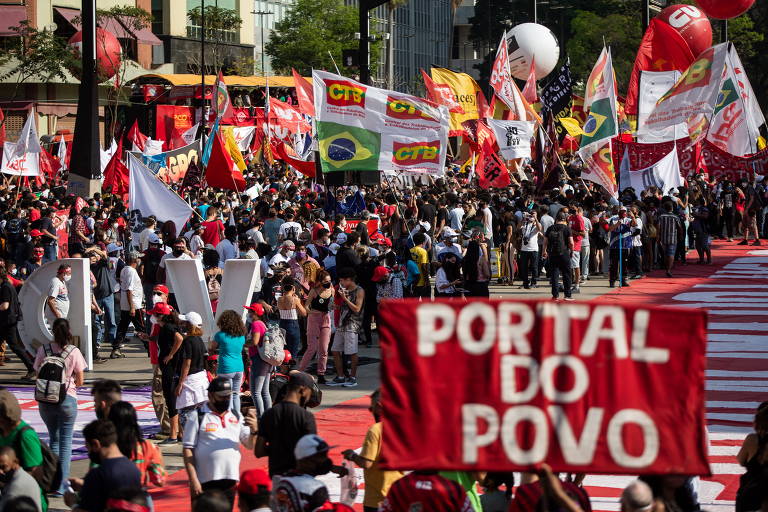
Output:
[378, 237, 392, 247]
[238, 469, 272, 494]
[371, 266, 390, 283]
[283, 349, 292, 364]
[244, 303, 264, 316]
[29, 229, 43, 237]
[152, 284, 169, 295]
[269, 188, 277, 193]
[147, 302, 172, 316]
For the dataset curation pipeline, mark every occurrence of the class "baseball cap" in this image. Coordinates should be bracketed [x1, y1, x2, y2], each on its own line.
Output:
[153, 284, 169, 295]
[294, 434, 334, 461]
[378, 237, 392, 247]
[238, 469, 272, 494]
[106, 243, 121, 254]
[282, 240, 296, 249]
[244, 303, 264, 316]
[147, 302, 172, 316]
[29, 229, 43, 237]
[371, 266, 390, 283]
[148, 232, 161, 245]
[183, 311, 203, 327]
[336, 232, 347, 244]
[208, 376, 234, 397]
[0, 389, 21, 424]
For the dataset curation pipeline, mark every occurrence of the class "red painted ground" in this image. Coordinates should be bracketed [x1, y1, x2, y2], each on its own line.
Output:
[152, 240, 762, 511]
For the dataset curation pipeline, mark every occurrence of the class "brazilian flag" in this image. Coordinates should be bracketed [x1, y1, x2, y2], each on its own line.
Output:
[317, 121, 381, 173]
[579, 97, 616, 148]
[713, 78, 737, 116]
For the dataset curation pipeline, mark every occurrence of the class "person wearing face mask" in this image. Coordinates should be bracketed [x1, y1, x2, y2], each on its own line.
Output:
[0, 446, 43, 512]
[157, 238, 192, 307]
[136, 289, 172, 439]
[182, 377, 258, 508]
[64, 420, 141, 512]
[298, 272, 335, 384]
[342, 389, 403, 511]
[289, 242, 320, 294]
[255, 371, 318, 477]
[45, 264, 71, 324]
[269, 240, 295, 267]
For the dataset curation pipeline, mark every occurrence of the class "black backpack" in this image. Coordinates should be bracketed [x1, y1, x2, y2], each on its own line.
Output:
[14, 425, 62, 493]
[547, 225, 566, 255]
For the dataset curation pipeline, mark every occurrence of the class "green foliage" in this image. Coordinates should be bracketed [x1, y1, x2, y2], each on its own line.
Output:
[0, 21, 77, 84]
[731, 3, 768, 110]
[567, 10, 642, 92]
[266, 0, 381, 76]
[187, 5, 243, 34]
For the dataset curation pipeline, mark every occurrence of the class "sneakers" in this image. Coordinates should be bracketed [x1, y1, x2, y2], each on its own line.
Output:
[564, 297, 575, 301]
[94, 357, 109, 364]
[753, 240, 762, 246]
[326, 376, 347, 386]
[738, 239, 749, 245]
[317, 375, 327, 385]
[571, 286, 580, 294]
[342, 377, 358, 387]
[109, 349, 125, 359]
[22, 371, 36, 381]
[158, 437, 179, 446]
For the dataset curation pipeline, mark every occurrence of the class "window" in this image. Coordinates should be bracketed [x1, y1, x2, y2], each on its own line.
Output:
[186, 0, 239, 43]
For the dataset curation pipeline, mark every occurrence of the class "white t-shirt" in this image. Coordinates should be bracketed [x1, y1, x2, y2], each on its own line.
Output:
[482, 207, 493, 237]
[449, 207, 464, 230]
[246, 227, 265, 246]
[539, 214, 555, 242]
[139, 228, 155, 251]
[182, 404, 251, 483]
[47, 277, 70, 318]
[159, 252, 192, 293]
[190, 234, 205, 257]
[581, 216, 592, 248]
[119, 265, 143, 311]
[278, 221, 302, 241]
[520, 221, 540, 252]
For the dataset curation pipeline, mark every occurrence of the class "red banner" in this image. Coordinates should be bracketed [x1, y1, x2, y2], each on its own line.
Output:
[155, 105, 195, 146]
[379, 298, 709, 475]
[53, 209, 69, 258]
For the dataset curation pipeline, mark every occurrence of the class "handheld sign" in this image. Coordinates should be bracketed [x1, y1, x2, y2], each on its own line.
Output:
[379, 299, 709, 476]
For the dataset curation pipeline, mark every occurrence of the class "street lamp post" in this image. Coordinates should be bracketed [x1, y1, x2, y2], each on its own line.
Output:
[253, 8, 272, 75]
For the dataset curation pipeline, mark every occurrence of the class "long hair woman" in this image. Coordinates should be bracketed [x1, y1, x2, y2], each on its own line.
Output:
[33, 318, 87, 494]
[462, 237, 491, 297]
[736, 401, 768, 512]
[108, 401, 166, 490]
[211, 309, 247, 416]
[149, 303, 184, 444]
[299, 270, 334, 384]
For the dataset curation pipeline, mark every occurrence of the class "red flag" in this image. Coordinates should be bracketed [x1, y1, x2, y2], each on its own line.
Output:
[292, 68, 315, 117]
[625, 18, 695, 115]
[205, 132, 246, 191]
[268, 97, 311, 135]
[461, 119, 497, 155]
[39, 150, 61, 182]
[522, 58, 538, 104]
[168, 128, 187, 150]
[273, 140, 316, 178]
[421, 69, 465, 114]
[102, 138, 129, 197]
[127, 120, 148, 151]
[476, 151, 511, 189]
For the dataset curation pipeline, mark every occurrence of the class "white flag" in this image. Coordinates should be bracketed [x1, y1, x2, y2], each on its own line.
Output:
[182, 123, 199, 146]
[1, 113, 41, 176]
[486, 119, 535, 160]
[143, 138, 164, 156]
[232, 126, 256, 152]
[57, 138, 67, 171]
[637, 70, 684, 144]
[14, 112, 42, 157]
[619, 146, 631, 192]
[128, 153, 193, 235]
[628, 148, 683, 194]
[100, 139, 117, 174]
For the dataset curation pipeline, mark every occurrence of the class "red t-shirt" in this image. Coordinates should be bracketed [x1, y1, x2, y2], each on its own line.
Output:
[201, 220, 224, 246]
[380, 473, 473, 512]
[29, 208, 40, 223]
[569, 214, 585, 252]
[149, 323, 161, 365]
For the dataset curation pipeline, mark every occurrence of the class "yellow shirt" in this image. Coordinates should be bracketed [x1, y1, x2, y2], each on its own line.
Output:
[410, 246, 429, 287]
[359, 422, 404, 508]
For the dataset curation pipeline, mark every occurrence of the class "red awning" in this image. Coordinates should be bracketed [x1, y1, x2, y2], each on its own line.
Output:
[100, 16, 133, 39]
[0, 5, 27, 36]
[129, 24, 162, 46]
[55, 7, 162, 45]
[55, 7, 81, 29]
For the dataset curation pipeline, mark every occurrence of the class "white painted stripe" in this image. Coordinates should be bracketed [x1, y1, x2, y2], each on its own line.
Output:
[707, 401, 763, 409]
[679, 302, 768, 308]
[708, 445, 740, 456]
[710, 462, 745, 474]
[707, 370, 768, 378]
[695, 284, 761, 288]
[707, 412, 754, 422]
[747, 250, 768, 255]
[709, 333, 768, 342]
[709, 322, 768, 331]
[707, 352, 768, 359]
[707, 431, 749, 440]
[707, 343, 768, 353]
[711, 275, 768, 279]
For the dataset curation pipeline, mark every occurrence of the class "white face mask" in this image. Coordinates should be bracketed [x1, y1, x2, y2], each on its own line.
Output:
[286, 250, 295, 259]
[152, 294, 163, 305]
[150, 315, 158, 325]
[63, 274, 72, 282]
[112, 223, 118, 229]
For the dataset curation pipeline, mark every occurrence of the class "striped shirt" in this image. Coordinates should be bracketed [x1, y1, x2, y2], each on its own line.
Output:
[380, 472, 474, 512]
[510, 481, 593, 512]
[658, 212, 682, 245]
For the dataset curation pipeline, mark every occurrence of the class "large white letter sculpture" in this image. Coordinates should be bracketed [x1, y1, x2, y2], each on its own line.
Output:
[18, 258, 93, 368]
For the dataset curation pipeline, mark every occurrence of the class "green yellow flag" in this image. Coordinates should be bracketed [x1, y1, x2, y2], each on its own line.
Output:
[317, 121, 381, 173]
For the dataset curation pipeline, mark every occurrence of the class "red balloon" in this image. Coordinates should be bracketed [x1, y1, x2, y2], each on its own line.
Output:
[68, 28, 122, 83]
[657, 4, 713, 57]
[696, 0, 755, 19]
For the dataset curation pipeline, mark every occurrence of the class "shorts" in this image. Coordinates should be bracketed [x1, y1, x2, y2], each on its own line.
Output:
[663, 243, 677, 256]
[331, 330, 358, 355]
[570, 250, 581, 269]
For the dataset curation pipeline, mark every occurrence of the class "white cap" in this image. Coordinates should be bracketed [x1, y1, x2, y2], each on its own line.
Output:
[294, 434, 333, 460]
[419, 221, 431, 231]
[181, 311, 203, 327]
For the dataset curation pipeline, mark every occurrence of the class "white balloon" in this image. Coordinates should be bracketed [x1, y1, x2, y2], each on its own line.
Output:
[507, 23, 560, 81]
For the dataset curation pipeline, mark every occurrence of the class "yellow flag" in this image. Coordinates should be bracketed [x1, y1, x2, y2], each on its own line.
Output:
[224, 129, 247, 172]
[559, 117, 584, 137]
[758, 136, 766, 151]
[430, 68, 489, 134]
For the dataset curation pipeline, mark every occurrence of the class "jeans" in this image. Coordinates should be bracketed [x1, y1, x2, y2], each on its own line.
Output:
[519, 251, 539, 287]
[219, 371, 243, 416]
[548, 253, 572, 299]
[39, 394, 77, 493]
[580, 245, 590, 279]
[93, 294, 117, 351]
[42, 244, 57, 264]
[0, 323, 34, 371]
[609, 247, 630, 284]
[280, 319, 301, 359]
[249, 357, 272, 417]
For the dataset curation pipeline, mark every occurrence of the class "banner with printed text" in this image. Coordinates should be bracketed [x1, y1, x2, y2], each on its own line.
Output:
[129, 139, 201, 184]
[379, 298, 709, 475]
[313, 70, 449, 175]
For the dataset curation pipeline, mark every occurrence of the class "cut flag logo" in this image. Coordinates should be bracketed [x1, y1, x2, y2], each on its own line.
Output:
[314, 70, 449, 175]
[581, 140, 617, 196]
[318, 122, 380, 171]
[421, 69, 464, 114]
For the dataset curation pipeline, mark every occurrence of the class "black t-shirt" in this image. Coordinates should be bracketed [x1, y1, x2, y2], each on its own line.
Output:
[157, 323, 181, 365]
[259, 401, 317, 477]
[545, 224, 573, 257]
[335, 246, 361, 274]
[39, 217, 56, 245]
[419, 203, 436, 224]
[78, 456, 141, 512]
[0, 281, 19, 326]
[179, 335, 207, 374]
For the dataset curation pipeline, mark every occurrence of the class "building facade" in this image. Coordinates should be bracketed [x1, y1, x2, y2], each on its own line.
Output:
[252, 0, 295, 75]
[451, 0, 480, 79]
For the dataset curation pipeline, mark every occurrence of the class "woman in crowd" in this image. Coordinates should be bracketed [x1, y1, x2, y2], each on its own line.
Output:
[736, 401, 768, 512]
[245, 302, 271, 417]
[299, 270, 334, 384]
[277, 280, 306, 359]
[34, 318, 87, 495]
[435, 252, 463, 298]
[211, 309, 247, 416]
[174, 312, 210, 422]
[108, 401, 167, 491]
[150, 302, 184, 445]
[462, 237, 491, 297]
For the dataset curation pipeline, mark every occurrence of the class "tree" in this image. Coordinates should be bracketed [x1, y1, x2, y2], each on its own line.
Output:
[187, 5, 243, 73]
[0, 22, 77, 86]
[266, 0, 380, 77]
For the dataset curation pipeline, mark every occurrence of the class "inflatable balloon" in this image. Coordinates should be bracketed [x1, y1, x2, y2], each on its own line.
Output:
[657, 4, 713, 57]
[506, 23, 560, 81]
[68, 28, 122, 82]
[696, 0, 755, 19]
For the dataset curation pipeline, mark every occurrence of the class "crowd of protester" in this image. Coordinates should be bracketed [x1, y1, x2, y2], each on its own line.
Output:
[0, 161, 766, 511]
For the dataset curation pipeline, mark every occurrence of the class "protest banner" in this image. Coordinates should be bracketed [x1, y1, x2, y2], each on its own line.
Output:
[379, 298, 709, 475]
[129, 139, 201, 184]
